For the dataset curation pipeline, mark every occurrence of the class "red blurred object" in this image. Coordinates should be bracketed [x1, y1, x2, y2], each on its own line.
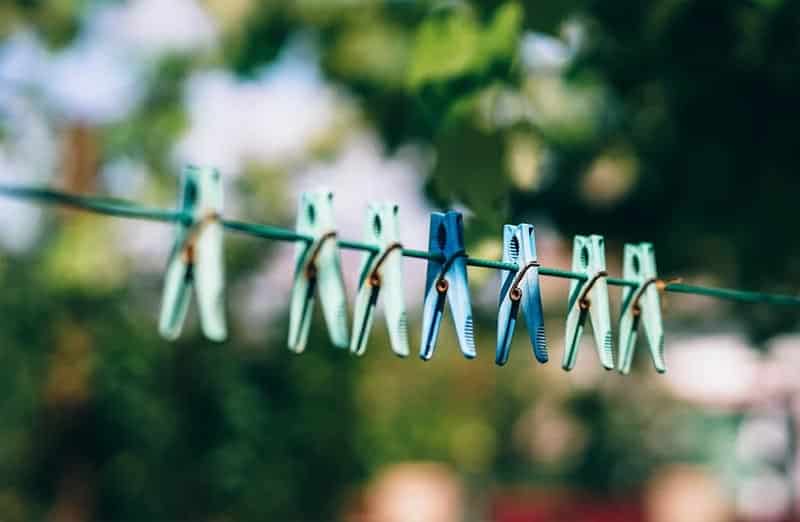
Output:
[490, 489, 644, 522]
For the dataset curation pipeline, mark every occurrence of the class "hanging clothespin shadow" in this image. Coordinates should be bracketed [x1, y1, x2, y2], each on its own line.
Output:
[563, 235, 614, 371]
[617, 243, 666, 374]
[159, 165, 226, 342]
[496, 224, 548, 365]
[420, 211, 476, 360]
[288, 190, 349, 353]
[350, 203, 409, 357]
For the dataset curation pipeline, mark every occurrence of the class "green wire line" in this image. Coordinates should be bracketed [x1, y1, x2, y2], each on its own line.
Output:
[663, 283, 800, 306]
[401, 247, 437, 260]
[0, 183, 798, 306]
[338, 238, 377, 253]
[222, 219, 312, 243]
[0, 185, 185, 223]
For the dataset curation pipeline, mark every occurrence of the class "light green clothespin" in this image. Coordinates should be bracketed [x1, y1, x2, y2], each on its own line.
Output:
[563, 235, 614, 371]
[159, 165, 226, 342]
[617, 243, 666, 374]
[350, 203, 409, 357]
[288, 190, 350, 353]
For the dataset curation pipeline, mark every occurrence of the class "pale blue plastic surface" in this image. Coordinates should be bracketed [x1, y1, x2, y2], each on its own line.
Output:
[420, 211, 476, 360]
[496, 224, 548, 365]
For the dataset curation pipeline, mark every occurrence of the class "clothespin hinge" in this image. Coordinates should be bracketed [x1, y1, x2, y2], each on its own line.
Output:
[509, 260, 541, 302]
[435, 249, 467, 293]
[578, 270, 609, 310]
[631, 276, 682, 315]
[368, 242, 403, 287]
[181, 211, 221, 263]
[304, 231, 338, 279]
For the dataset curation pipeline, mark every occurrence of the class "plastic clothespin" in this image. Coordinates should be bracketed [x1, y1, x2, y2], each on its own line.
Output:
[287, 190, 349, 353]
[617, 243, 665, 374]
[420, 211, 476, 360]
[350, 203, 409, 357]
[496, 224, 548, 365]
[563, 235, 614, 371]
[159, 165, 227, 342]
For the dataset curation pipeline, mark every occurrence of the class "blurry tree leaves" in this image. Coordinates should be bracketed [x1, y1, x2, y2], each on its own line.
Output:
[407, 2, 521, 89]
[6, 0, 80, 46]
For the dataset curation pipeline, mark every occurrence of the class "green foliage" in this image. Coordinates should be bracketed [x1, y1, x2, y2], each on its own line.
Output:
[7, 0, 82, 47]
[407, 2, 522, 89]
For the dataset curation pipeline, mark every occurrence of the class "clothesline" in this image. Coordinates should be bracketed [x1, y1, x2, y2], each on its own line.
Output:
[0, 183, 797, 306]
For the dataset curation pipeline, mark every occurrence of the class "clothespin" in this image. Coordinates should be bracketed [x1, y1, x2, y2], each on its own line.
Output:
[420, 211, 476, 360]
[350, 203, 409, 357]
[617, 243, 665, 374]
[159, 165, 226, 342]
[287, 190, 350, 353]
[496, 224, 548, 365]
[563, 235, 614, 371]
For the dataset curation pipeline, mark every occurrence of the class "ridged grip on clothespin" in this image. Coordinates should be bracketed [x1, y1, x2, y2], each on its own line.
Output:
[287, 190, 350, 353]
[420, 211, 476, 360]
[563, 235, 614, 371]
[496, 224, 548, 365]
[159, 165, 227, 342]
[350, 202, 409, 357]
[617, 243, 666, 374]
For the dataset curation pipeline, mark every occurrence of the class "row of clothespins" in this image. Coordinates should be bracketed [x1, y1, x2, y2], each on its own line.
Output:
[160, 166, 666, 375]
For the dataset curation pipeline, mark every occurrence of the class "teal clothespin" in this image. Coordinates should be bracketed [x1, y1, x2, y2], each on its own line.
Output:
[496, 224, 548, 365]
[420, 211, 476, 360]
[159, 165, 227, 342]
[563, 235, 614, 371]
[617, 243, 666, 374]
[350, 203, 409, 357]
[288, 190, 350, 353]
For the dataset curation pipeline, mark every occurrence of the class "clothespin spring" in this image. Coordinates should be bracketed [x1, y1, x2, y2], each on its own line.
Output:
[508, 260, 541, 302]
[368, 242, 403, 287]
[435, 250, 467, 293]
[578, 270, 609, 310]
[303, 231, 338, 279]
[181, 211, 221, 264]
[631, 277, 683, 315]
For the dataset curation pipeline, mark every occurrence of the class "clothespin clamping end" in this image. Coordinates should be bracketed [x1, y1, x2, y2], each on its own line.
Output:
[563, 235, 614, 371]
[350, 203, 409, 357]
[496, 224, 548, 366]
[288, 190, 350, 353]
[420, 211, 476, 361]
[617, 243, 666, 374]
[159, 165, 227, 342]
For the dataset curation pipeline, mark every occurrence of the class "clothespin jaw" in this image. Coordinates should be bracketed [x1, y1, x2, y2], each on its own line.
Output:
[350, 202, 409, 357]
[496, 224, 547, 365]
[287, 190, 350, 353]
[420, 211, 476, 360]
[563, 234, 614, 371]
[159, 165, 227, 342]
[617, 243, 665, 374]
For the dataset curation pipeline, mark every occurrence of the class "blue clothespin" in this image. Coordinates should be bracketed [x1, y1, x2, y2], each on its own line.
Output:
[496, 224, 548, 365]
[617, 243, 666, 374]
[563, 235, 614, 371]
[159, 165, 227, 342]
[287, 190, 350, 353]
[420, 211, 476, 360]
[350, 203, 409, 357]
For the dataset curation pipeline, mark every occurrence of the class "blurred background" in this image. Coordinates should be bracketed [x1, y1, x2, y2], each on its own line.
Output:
[0, 0, 799, 520]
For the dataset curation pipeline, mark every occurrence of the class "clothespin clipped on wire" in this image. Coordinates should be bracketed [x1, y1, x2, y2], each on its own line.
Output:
[288, 190, 350, 353]
[496, 224, 548, 365]
[350, 203, 409, 357]
[420, 211, 476, 360]
[563, 235, 614, 371]
[159, 165, 227, 341]
[617, 243, 666, 374]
